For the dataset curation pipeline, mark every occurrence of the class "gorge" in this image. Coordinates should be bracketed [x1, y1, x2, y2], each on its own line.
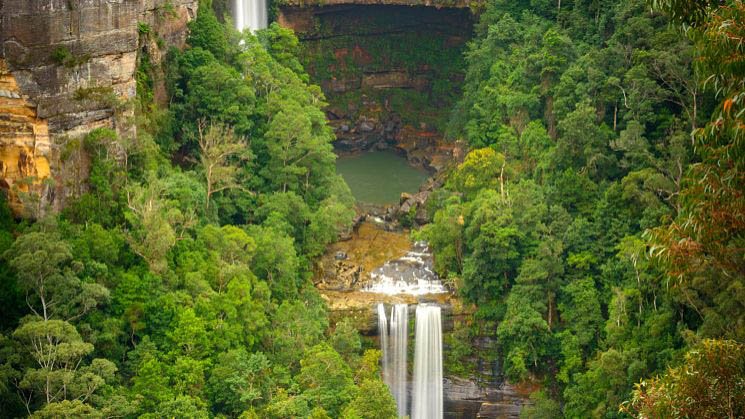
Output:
[1, 0, 741, 418]
[0, 1, 525, 417]
[248, 3, 528, 415]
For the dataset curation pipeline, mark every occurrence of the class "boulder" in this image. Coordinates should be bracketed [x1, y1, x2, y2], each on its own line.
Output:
[358, 119, 376, 132]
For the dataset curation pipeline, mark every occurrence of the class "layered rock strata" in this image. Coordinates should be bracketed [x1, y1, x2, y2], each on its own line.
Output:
[0, 0, 198, 215]
[280, 5, 472, 171]
[0, 60, 51, 215]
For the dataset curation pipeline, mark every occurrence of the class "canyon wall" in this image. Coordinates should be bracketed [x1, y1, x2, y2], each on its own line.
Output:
[279, 5, 472, 172]
[0, 0, 198, 216]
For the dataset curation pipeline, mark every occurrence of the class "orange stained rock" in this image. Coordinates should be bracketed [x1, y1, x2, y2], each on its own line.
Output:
[0, 59, 52, 215]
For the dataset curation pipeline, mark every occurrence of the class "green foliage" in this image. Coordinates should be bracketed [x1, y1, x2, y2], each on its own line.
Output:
[342, 378, 398, 419]
[7, 0, 740, 417]
[269, 297, 328, 369]
[61, 129, 127, 227]
[449, 147, 507, 197]
[51, 46, 90, 68]
[443, 325, 475, 377]
[137, 22, 152, 35]
[625, 339, 745, 418]
[207, 349, 272, 414]
[418, 0, 734, 416]
[187, 2, 230, 61]
[331, 319, 363, 365]
[0, 4, 360, 417]
[520, 390, 561, 419]
[5, 228, 109, 321]
[297, 343, 357, 417]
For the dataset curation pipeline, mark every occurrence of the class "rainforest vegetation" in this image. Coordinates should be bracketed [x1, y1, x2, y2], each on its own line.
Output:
[0, 0, 743, 417]
[0, 5, 387, 417]
[420, 0, 745, 416]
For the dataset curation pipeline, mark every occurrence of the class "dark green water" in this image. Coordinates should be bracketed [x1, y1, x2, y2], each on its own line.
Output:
[336, 150, 429, 205]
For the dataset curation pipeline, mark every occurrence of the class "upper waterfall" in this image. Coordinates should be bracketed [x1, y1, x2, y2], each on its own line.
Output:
[234, 0, 268, 32]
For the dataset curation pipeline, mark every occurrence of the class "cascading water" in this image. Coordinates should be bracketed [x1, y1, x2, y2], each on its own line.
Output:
[412, 304, 443, 419]
[233, 0, 267, 32]
[372, 241, 443, 417]
[365, 241, 447, 295]
[378, 303, 408, 417]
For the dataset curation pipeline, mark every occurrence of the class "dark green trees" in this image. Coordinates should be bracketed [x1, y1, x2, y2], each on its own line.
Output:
[0, 3, 361, 417]
[421, 0, 742, 416]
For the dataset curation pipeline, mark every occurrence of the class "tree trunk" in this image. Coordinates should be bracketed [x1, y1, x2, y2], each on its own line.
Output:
[613, 103, 618, 131]
[547, 293, 554, 330]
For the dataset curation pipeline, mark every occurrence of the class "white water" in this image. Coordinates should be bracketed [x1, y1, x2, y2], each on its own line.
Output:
[378, 303, 409, 417]
[364, 242, 447, 296]
[233, 0, 267, 32]
[412, 304, 443, 419]
[378, 304, 390, 386]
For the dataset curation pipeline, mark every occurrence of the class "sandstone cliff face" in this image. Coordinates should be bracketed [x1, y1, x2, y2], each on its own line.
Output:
[0, 60, 51, 215]
[0, 0, 198, 216]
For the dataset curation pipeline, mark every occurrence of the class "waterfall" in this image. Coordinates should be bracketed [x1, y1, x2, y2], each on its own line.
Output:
[377, 304, 390, 392]
[233, 0, 267, 32]
[378, 303, 408, 417]
[412, 304, 443, 419]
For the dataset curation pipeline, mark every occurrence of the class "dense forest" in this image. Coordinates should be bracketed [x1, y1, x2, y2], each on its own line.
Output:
[0, 6, 389, 417]
[0, 0, 743, 418]
[420, 0, 745, 416]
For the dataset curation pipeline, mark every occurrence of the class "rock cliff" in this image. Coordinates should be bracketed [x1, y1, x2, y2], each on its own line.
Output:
[0, 0, 198, 215]
[279, 4, 472, 172]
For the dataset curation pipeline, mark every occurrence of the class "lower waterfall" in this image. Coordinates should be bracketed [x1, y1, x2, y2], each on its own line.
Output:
[378, 303, 442, 418]
[412, 304, 443, 419]
[233, 0, 267, 32]
[378, 303, 408, 417]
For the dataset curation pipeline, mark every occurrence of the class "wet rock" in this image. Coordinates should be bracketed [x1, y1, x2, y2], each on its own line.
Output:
[374, 141, 390, 150]
[445, 377, 486, 401]
[443, 377, 532, 419]
[327, 110, 340, 120]
[415, 205, 429, 225]
[358, 119, 376, 132]
[383, 222, 400, 232]
[322, 261, 362, 290]
[395, 188, 432, 225]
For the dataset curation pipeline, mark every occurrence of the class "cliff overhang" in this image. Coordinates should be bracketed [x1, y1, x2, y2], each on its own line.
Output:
[278, 4, 473, 171]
